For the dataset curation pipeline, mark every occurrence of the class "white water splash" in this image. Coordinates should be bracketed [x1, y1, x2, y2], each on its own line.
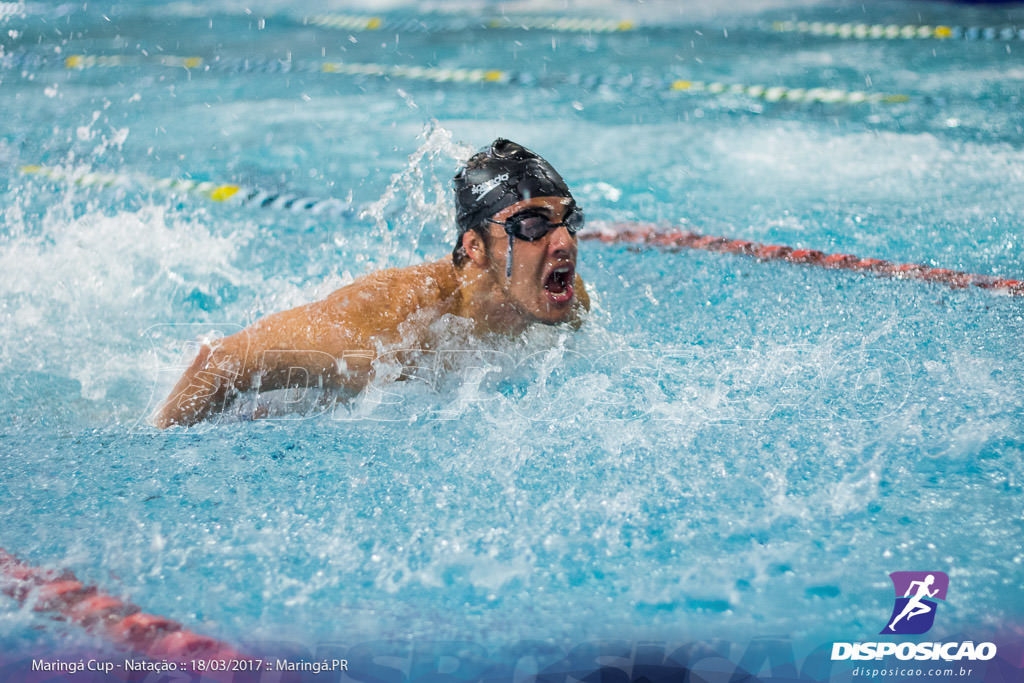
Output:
[360, 124, 475, 267]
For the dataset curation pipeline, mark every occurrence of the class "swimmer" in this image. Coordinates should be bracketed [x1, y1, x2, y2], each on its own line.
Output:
[153, 139, 590, 428]
[888, 574, 939, 632]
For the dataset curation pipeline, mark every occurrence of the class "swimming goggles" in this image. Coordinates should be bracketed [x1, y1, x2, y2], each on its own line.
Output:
[487, 205, 584, 242]
[487, 205, 584, 277]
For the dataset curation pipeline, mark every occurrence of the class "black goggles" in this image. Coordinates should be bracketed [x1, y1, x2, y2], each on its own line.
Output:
[487, 205, 584, 242]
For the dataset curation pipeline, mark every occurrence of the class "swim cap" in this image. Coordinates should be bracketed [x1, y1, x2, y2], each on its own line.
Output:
[453, 138, 573, 239]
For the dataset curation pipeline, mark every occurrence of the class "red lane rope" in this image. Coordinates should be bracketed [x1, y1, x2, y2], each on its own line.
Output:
[581, 223, 1024, 296]
[0, 547, 245, 663]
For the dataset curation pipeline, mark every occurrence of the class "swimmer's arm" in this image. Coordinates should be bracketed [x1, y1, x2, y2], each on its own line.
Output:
[152, 342, 231, 429]
[152, 300, 370, 429]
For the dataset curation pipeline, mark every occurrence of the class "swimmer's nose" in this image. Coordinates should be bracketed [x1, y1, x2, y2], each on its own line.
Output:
[547, 224, 577, 260]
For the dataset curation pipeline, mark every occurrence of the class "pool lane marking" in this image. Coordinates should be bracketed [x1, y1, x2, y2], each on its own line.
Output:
[1, 2, 77, 19]
[668, 79, 908, 104]
[30, 162, 1013, 298]
[772, 20, 1024, 41]
[305, 13, 634, 33]
[20, 164, 356, 216]
[27, 163, 1015, 297]
[0, 547, 246, 662]
[62, 53, 510, 84]
[305, 14, 384, 31]
[59, 54, 909, 106]
[65, 54, 507, 85]
[483, 16, 635, 32]
[580, 223, 1024, 297]
[320, 60, 506, 83]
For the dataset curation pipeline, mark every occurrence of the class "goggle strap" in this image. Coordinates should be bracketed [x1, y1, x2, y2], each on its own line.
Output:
[506, 233, 514, 278]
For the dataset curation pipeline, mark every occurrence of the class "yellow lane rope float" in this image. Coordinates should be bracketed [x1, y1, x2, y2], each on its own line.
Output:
[58, 54, 909, 106]
[22, 163, 1022, 299]
[483, 16, 634, 32]
[20, 164, 354, 216]
[62, 54, 508, 84]
[319, 61, 506, 84]
[772, 20, 1024, 41]
[669, 79, 909, 104]
[305, 13, 634, 33]
[305, 15, 384, 31]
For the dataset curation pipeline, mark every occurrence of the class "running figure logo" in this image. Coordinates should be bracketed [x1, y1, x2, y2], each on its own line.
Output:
[880, 571, 949, 635]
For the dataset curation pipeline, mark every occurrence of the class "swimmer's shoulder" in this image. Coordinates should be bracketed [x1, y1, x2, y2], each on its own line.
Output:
[323, 258, 458, 322]
[566, 273, 590, 330]
[574, 272, 590, 312]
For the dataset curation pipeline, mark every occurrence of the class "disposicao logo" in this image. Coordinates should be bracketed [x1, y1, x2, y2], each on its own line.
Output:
[880, 571, 948, 635]
[831, 570, 997, 663]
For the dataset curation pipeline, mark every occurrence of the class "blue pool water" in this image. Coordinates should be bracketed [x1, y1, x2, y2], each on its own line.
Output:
[2, 0, 1023, 679]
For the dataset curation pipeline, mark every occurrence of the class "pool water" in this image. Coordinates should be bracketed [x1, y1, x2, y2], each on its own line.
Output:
[2, 0, 1023, 679]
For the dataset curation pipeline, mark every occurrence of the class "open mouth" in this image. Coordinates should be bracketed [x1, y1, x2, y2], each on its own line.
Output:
[543, 264, 575, 303]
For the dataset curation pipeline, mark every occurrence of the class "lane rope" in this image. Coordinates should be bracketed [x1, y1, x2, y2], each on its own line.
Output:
[0, 2, 75, 19]
[7, 4, 1018, 42]
[305, 14, 385, 31]
[24, 164, 1016, 297]
[484, 16, 635, 32]
[320, 60, 505, 84]
[0, 547, 245, 661]
[61, 53, 510, 84]
[0, 2, 22, 19]
[0, 52, 47, 69]
[9, 6, 634, 33]
[669, 79, 908, 104]
[306, 13, 635, 33]
[20, 164, 356, 217]
[56, 53, 909, 106]
[772, 20, 1024, 42]
[580, 223, 1024, 297]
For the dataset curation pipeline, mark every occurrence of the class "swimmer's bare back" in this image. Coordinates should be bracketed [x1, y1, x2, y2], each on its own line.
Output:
[153, 260, 461, 428]
[153, 258, 588, 428]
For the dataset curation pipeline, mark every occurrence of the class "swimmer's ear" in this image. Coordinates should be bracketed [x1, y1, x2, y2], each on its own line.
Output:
[462, 230, 489, 266]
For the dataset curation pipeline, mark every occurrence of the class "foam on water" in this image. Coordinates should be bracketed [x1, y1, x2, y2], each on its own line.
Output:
[361, 125, 475, 268]
[0, 201, 248, 421]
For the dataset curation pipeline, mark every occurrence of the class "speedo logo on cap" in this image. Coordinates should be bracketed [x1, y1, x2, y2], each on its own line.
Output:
[471, 173, 509, 200]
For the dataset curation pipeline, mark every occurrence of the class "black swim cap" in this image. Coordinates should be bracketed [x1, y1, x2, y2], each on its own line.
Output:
[453, 138, 573, 241]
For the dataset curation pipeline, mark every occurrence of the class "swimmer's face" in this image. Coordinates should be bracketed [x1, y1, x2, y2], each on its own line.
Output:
[483, 196, 579, 325]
